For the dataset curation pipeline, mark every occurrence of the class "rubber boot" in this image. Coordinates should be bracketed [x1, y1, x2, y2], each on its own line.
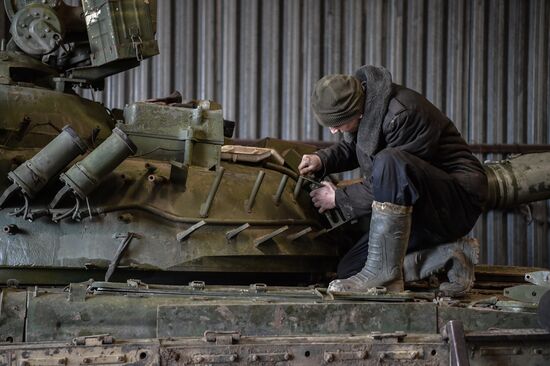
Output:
[403, 237, 479, 296]
[328, 201, 412, 293]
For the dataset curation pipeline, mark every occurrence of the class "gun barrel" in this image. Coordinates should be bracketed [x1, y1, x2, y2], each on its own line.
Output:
[484, 152, 550, 209]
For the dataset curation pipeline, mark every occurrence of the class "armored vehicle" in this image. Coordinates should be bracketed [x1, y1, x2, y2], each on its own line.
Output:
[0, 1, 549, 365]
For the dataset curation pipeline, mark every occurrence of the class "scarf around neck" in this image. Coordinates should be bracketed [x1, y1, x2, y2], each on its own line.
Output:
[343, 65, 393, 156]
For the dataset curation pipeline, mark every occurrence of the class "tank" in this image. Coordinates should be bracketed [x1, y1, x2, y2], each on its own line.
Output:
[0, 1, 549, 365]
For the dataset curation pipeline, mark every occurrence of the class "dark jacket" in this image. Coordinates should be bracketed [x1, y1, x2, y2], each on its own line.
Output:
[316, 66, 488, 220]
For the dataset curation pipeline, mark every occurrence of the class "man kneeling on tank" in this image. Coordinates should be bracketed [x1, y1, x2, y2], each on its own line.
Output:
[299, 65, 488, 295]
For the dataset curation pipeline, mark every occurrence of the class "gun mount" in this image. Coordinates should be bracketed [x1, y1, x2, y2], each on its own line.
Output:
[4, 0, 158, 81]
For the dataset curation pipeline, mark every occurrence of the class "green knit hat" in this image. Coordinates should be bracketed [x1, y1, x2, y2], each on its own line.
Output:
[311, 74, 365, 127]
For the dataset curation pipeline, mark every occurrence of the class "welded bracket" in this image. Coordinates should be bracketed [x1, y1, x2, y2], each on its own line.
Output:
[253, 226, 289, 247]
[525, 271, 550, 287]
[286, 227, 312, 241]
[105, 232, 141, 282]
[72, 334, 114, 346]
[177, 220, 207, 242]
[225, 223, 250, 242]
[204, 330, 241, 345]
[504, 284, 550, 304]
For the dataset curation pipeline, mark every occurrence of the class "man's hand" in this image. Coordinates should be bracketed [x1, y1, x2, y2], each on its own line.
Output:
[310, 181, 337, 213]
[298, 154, 322, 175]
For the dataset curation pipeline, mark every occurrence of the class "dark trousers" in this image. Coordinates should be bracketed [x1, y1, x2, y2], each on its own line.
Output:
[337, 148, 482, 279]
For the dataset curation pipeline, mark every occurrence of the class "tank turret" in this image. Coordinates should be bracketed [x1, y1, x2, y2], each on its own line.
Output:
[0, 0, 158, 148]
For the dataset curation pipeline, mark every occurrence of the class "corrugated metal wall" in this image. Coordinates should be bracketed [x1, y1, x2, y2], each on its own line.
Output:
[101, 0, 550, 268]
[0, 6, 8, 42]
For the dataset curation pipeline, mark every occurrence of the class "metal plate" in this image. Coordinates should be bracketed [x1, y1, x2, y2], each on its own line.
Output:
[157, 302, 438, 337]
[0, 288, 26, 343]
[438, 306, 540, 332]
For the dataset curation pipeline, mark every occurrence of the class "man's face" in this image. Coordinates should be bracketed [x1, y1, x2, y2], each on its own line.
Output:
[328, 115, 361, 134]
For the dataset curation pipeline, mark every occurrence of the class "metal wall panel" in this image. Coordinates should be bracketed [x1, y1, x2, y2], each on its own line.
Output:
[0, 8, 7, 43]
[101, 0, 550, 268]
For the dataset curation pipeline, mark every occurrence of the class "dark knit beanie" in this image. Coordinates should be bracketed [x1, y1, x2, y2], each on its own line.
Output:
[311, 74, 365, 127]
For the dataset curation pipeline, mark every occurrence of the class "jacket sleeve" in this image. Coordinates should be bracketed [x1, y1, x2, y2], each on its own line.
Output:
[384, 109, 441, 160]
[335, 178, 374, 220]
[314, 139, 359, 176]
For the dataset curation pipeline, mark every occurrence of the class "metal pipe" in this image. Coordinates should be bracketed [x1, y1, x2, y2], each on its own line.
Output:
[245, 170, 265, 213]
[293, 176, 304, 200]
[484, 152, 550, 209]
[3, 224, 18, 235]
[147, 174, 167, 184]
[199, 166, 225, 217]
[92, 204, 318, 226]
[273, 175, 289, 206]
[263, 162, 298, 181]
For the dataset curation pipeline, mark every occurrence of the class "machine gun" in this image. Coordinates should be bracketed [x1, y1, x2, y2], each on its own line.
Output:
[4, 0, 158, 87]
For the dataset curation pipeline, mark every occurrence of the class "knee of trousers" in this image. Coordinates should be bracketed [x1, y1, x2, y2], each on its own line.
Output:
[372, 148, 411, 181]
[371, 148, 419, 205]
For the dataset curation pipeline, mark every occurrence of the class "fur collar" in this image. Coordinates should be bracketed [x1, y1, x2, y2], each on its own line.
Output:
[343, 66, 393, 156]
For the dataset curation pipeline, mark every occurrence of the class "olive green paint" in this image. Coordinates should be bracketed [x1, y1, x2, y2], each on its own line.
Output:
[0, 288, 26, 343]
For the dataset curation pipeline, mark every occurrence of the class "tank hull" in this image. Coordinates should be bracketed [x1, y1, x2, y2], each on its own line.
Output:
[0, 148, 343, 285]
[1, 267, 549, 366]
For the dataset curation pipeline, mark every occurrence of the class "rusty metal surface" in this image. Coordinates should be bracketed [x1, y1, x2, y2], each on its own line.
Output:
[2, 326, 550, 365]
[438, 306, 540, 332]
[0, 151, 342, 280]
[0, 333, 449, 365]
[23, 282, 432, 341]
[475, 265, 549, 279]
[0, 336, 160, 365]
[157, 302, 437, 338]
[14, 277, 542, 343]
[0, 288, 25, 343]
[0, 330, 550, 366]
[0, 267, 547, 359]
[161, 334, 445, 365]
